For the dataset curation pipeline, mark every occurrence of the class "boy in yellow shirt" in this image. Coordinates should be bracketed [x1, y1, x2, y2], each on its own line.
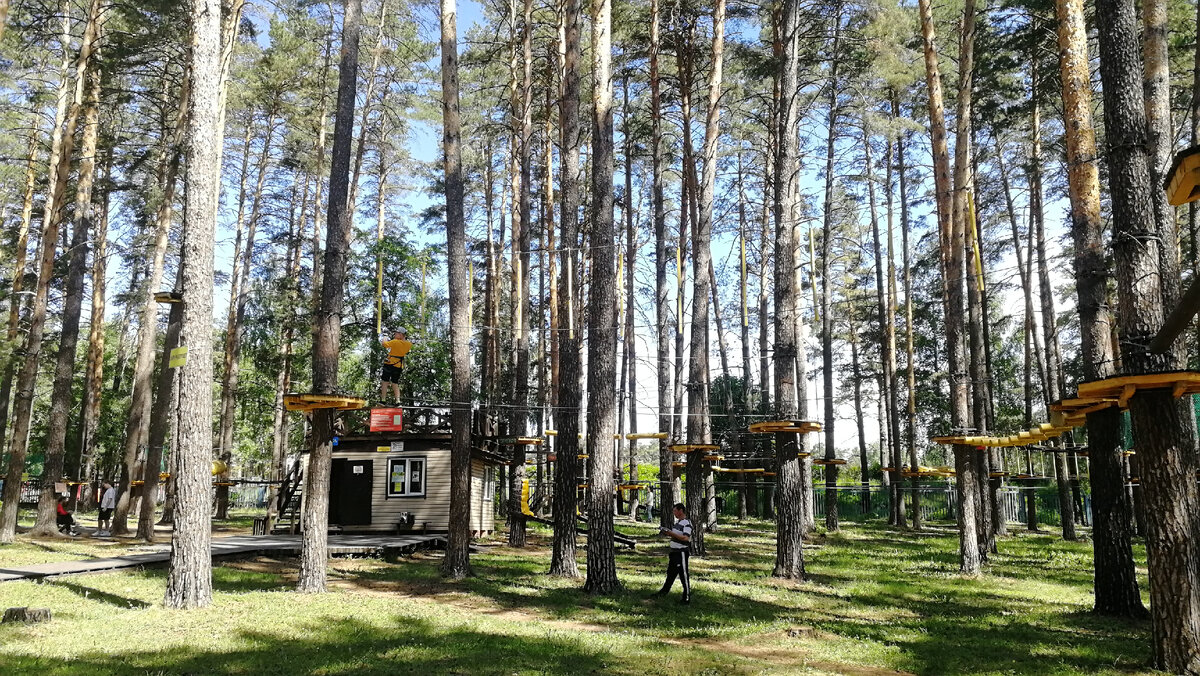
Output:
[380, 329, 413, 402]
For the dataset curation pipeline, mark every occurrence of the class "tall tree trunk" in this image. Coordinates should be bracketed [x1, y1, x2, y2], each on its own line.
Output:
[894, 100, 920, 530]
[1095, 0, 1200, 666]
[163, 0, 223, 610]
[685, 0, 724, 553]
[216, 116, 277, 520]
[32, 0, 107, 536]
[112, 71, 191, 537]
[0, 118, 41, 462]
[267, 179, 307, 528]
[79, 141, 113, 509]
[995, 139, 1042, 531]
[819, 4, 842, 533]
[772, 0, 807, 580]
[583, 0, 618, 593]
[299, 0, 363, 593]
[506, 0, 534, 548]
[866, 115, 902, 527]
[623, 76, 640, 521]
[440, 0, 472, 578]
[649, 0, 673, 530]
[950, 0, 991, 561]
[550, 0, 582, 578]
[1053, 0, 1144, 617]
[738, 155, 753, 521]
[138, 271, 184, 541]
[917, 0, 980, 574]
[1031, 56, 1076, 542]
[0, 3, 83, 544]
[850, 328, 868, 514]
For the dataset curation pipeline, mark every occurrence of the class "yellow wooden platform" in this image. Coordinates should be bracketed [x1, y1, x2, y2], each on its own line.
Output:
[283, 393, 366, 412]
[812, 458, 847, 466]
[668, 444, 722, 453]
[748, 420, 822, 434]
[626, 432, 668, 440]
[1077, 372, 1200, 407]
[1167, 145, 1200, 206]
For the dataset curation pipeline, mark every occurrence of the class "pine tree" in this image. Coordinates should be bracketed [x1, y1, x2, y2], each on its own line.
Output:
[1095, 0, 1200, 665]
[163, 0, 224, 610]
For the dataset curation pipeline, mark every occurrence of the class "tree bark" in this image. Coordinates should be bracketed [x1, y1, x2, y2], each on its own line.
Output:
[550, 0, 581, 578]
[894, 101, 920, 530]
[163, 0, 223, 610]
[440, 0, 473, 579]
[772, 0, 807, 580]
[685, 0, 724, 556]
[1095, 0, 1200, 665]
[506, 0, 534, 548]
[867, 115, 902, 527]
[1052, 0, 1144, 617]
[623, 76, 640, 521]
[650, 0, 673, 530]
[299, 0, 363, 593]
[583, 0, 619, 594]
[138, 272, 184, 541]
[917, 0, 980, 574]
[819, 4, 842, 533]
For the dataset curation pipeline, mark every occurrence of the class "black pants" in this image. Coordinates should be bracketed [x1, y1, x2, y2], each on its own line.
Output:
[56, 514, 74, 533]
[660, 549, 690, 599]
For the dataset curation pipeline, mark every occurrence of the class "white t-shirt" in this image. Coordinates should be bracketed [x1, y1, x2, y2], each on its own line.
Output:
[100, 487, 116, 509]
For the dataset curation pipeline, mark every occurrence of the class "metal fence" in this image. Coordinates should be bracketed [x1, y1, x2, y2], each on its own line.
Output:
[715, 483, 1088, 526]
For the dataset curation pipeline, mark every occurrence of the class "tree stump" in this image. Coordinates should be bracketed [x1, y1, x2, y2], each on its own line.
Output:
[3, 607, 51, 623]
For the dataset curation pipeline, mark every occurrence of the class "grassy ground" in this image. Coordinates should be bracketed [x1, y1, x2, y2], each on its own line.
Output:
[0, 519, 1156, 675]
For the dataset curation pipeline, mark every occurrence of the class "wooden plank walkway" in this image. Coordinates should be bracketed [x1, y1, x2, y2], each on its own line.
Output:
[0, 533, 446, 583]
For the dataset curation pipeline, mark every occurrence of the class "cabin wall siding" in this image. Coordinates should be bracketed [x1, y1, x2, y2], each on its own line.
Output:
[325, 439, 495, 533]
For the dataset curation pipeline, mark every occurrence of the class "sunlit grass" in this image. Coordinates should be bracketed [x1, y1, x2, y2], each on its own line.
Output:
[0, 518, 1159, 675]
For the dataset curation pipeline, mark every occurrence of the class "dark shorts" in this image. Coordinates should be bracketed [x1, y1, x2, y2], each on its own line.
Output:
[382, 363, 404, 383]
[99, 508, 113, 520]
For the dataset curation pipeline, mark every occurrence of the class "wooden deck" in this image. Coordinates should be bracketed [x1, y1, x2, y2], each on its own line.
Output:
[0, 533, 446, 583]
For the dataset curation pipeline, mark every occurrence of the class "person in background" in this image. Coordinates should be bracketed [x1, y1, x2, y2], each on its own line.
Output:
[97, 482, 115, 536]
[56, 495, 77, 535]
[380, 328, 413, 403]
[655, 502, 692, 604]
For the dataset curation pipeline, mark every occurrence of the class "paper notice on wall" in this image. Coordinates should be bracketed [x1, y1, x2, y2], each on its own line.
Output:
[169, 346, 188, 368]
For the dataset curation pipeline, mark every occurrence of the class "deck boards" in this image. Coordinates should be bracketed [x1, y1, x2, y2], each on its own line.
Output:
[0, 533, 446, 583]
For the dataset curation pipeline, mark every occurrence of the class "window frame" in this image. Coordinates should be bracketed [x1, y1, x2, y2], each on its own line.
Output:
[386, 456, 427, 498]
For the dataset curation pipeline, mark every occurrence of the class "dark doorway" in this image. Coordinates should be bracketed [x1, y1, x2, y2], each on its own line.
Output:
[329, 458, 373, 526]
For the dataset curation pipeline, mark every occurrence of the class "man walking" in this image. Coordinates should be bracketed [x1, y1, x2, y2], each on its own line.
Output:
[656, 502, 692, 603]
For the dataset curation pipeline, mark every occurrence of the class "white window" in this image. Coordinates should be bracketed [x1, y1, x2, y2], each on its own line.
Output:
[484, 467, 496, 499]
[387, 457, 426, 497]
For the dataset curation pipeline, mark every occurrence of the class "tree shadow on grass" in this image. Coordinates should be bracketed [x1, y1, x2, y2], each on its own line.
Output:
[42, 579, 151, 610]
[805, 587, 1152, 674]
[2, 616, 665, 676]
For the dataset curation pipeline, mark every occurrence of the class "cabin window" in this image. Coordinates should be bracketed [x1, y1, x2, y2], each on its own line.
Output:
[387, 457, 426, 497]
[484, 467, 496, 499]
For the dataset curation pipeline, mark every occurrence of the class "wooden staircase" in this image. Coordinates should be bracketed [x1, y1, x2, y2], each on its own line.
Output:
[271, 462, 304, 535]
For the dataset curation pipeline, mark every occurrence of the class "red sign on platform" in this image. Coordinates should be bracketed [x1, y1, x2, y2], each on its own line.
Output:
[369, 408, 404, 432]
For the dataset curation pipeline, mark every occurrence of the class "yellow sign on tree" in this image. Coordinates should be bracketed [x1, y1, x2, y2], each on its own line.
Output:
[169, 346, 188, 368]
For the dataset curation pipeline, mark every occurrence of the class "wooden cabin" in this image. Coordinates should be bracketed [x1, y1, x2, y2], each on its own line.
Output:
[327, 431, 502, 534]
